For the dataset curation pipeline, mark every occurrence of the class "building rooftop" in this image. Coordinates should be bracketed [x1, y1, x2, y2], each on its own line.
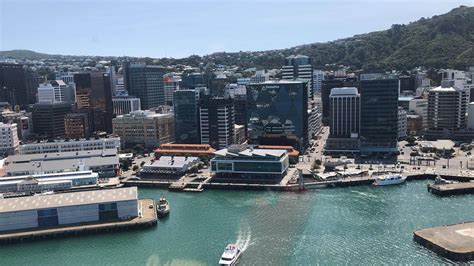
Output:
[6, 149, 118, 163]
[0, 187, 137, 213]
[5, 156, 119, 174]
[430, 86, 460, 92]
[330, 87, 358, 96]
[143, 156, 199, 169]
[214, 148, 287, 158]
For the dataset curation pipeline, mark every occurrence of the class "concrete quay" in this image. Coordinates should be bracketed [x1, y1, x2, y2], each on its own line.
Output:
[0, 199, 157, 245]
[427, 182, 474, 196]
[414, 221, 474, 261]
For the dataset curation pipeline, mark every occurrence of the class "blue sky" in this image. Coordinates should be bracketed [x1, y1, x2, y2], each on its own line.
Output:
[0, 0, 472, 58]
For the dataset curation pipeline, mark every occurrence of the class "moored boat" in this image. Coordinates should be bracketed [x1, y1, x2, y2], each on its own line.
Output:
[156, 197, 170, 218]
[373, 173, 406, 186]
[219, 244, 242, 265]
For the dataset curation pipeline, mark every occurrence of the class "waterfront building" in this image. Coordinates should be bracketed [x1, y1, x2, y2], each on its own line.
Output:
[0, 63, 39, 106]
[312, 70, 325, 93]
[246, 80, 308, 151]
[64, 113, 90, 139]
[138, 156, 200, 179]
[398, 107, 407, 139]
[154, 144, 216, 158]
[210, 145, 289, 184]
[408, 98, 428, 129]
[0, 122, 19, 155]
[32, 102, 72, 138]
[112, 110, 174, 149]
[0, 187, 138, 233]
[255, 145, 299, 164]
[74, 72, 114, 133]
[4, 149, 119, 177]
[425, 86, 469, 140]
[124, 63, 165, 109]
[325, 87, 360, 154]
[359, 74, 399, 155]
[281, 55, 313, 96]
[173, 90, 200, 144]
[0, 171, 99, 194]
[19, 137, 120, 154]
[112, 96, 141, 116]
[37, 80, 76, 103]
[199, 97, 235, 150]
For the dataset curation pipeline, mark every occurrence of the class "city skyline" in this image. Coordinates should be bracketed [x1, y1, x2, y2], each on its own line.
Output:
[1, 0, 472, 58]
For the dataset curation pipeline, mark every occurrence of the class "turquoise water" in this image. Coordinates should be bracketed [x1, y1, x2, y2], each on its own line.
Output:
[1, 180, 473, 265]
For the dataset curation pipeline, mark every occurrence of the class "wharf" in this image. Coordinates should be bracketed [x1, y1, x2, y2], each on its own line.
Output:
[427, 182, 474, 196]
[414, 221, 474, 261]
[0, 199, 157, 244]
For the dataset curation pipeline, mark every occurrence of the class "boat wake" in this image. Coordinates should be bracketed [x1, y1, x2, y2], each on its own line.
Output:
[236, 223, 252, 252]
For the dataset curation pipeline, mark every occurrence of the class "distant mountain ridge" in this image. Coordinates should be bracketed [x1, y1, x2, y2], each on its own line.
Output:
[1, 5, 473, 70]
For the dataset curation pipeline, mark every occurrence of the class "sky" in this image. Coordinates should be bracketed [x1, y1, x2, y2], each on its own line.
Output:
[0, 0, 473, 58]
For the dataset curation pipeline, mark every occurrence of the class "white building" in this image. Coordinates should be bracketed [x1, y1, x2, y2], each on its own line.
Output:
[0, 187, 138, 233]
[250, 70, 270, 84]
[112, 96, 141, 115]
[139, 156, 200, 178]
[0, 123, 19, 155]
[440, 69, 473, 91]
[398, 107, 407, 139]
[37, 80, 76, 103]
[19, 137, 121, 155]
[313, 70, 325, 93]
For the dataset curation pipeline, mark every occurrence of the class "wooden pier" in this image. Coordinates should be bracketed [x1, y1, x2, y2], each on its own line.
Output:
[0, 199, 157, 244]
[414, 221, 474, 261]
[427, 182, 474, 196]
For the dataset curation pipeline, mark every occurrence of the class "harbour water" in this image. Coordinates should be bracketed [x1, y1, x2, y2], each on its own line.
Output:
[1, 180, 473, 265]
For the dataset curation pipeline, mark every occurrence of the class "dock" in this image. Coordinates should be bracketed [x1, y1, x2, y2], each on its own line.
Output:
[414, 221, 474, 261]
[427, 182, 474, 196]
[0, 199, 157, 244]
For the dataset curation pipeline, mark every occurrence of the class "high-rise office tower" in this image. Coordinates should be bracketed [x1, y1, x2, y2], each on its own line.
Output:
[281, 55, 313, 96]
[73, 72, 114, 133]
[32, 102, 72, 138]
[199, 97, 235, 149]
[325, 87, 360, 153]
[312, 70, 325, 94]
[163, 74, 181, 106]
[181, 72, 209, 89]
[321, 76, 359, 125]
[426, 86, 469, 138]
[0, 63, 39, 107]
[173, 90, 201, 144]
[37, 80, 76, 103]
[64, 113, 90, 139]
[359, 74, 399, 155]
[124, 63, 165, 109]
[246, 80, 308, 151]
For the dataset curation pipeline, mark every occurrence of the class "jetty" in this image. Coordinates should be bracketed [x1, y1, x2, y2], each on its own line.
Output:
[414, 221, 474, 261]
[427, 182, 474, 196]
[0, 199, 157, 244]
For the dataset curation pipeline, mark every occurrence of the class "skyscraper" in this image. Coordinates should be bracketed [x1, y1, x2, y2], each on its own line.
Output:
[0, 63, 39, 107]
[124, 63, 165, 109]
[73, 72, 114, 133]
[312, 70, 325, 93]
[173, 90, 201, 144]
[325, 87, 360, 153]
[112, 96, 141, 116]
[359, 74, 399, 155]
[281, 55, 313, 96]
[199, 97, 235, 149]
[32, 102, 72, 138]
[321, 76, 358, 125]
[246, 80, 308, 151]
[425, 86, 469, 139]
[37, 80, 76, 103]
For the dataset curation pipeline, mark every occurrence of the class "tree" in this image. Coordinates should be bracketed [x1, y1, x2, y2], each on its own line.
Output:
[132, 165, 139, 171]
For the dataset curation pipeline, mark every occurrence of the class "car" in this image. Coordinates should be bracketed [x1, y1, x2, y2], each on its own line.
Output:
[189, 173, 197, 177]
[129, 176, 141, 180]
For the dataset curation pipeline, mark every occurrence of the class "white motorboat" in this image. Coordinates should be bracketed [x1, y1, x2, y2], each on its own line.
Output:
[219, 244, 242, 265]
[373, 173, 407, 186]
[156, 197, 170, 218]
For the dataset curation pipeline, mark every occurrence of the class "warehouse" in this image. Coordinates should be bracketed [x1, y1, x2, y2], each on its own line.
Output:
[0, 187, 138, 232]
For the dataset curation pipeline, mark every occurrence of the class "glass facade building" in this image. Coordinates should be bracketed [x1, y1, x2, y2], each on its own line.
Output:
[173, 90, 200, 144]
[124, 63, 165, 109]
[246, 81, 308, 151]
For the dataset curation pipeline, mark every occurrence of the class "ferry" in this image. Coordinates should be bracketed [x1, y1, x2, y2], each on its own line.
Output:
[219, 244, 242, 265]
[373, 173, 406, 186]
[156, 197, 170, 218]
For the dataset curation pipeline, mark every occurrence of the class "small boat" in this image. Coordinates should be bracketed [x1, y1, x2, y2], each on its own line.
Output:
[156, 197, 170, 218]
[434, 175, 458, 185]
[373, 173, 406, 186]
[219, 244, 242, 265]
